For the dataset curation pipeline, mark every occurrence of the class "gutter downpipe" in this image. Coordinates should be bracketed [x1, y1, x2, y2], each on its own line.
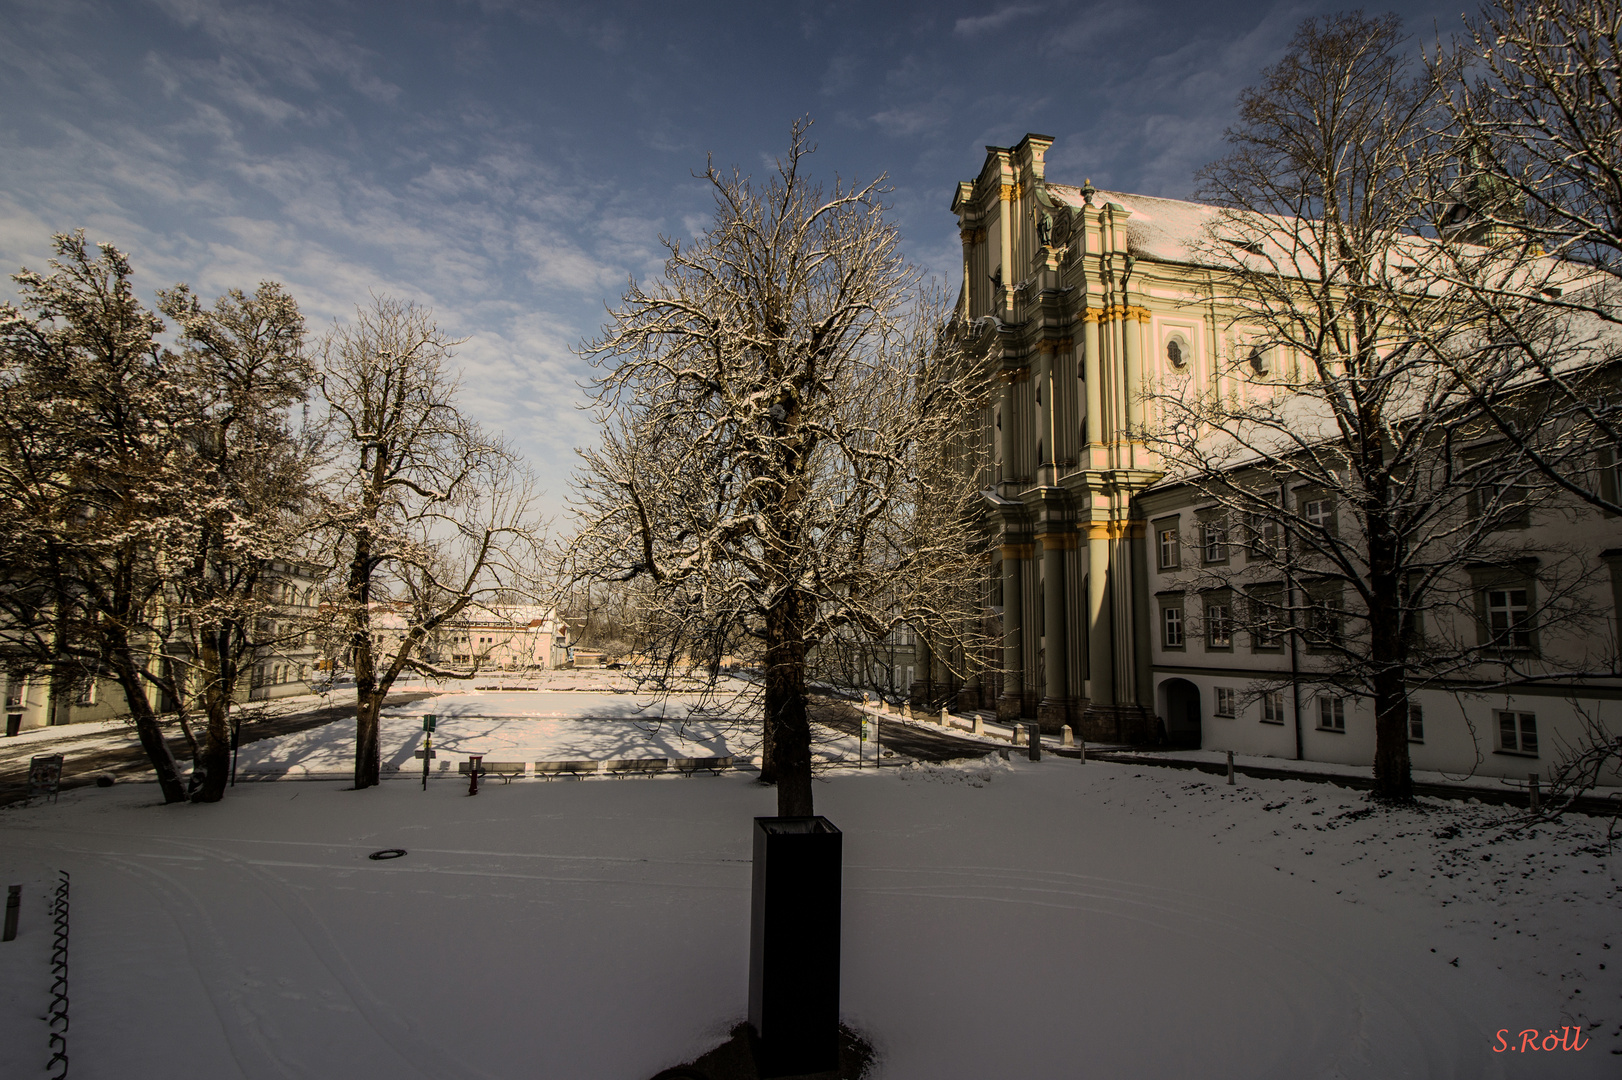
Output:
[1282, 479, 1303, 761]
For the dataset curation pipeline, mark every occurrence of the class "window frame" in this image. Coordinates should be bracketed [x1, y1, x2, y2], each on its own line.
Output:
[1203, 599, 1234, 651]
[1214, 686, 1237, 717]
[1469, 565, 1540, 656]
[1316, 694, 1346, 732]
[1261, 691, 1285, 725]
[1407, 702, 1424, 743]
[1495, 710, 1538, 756]
[1160, 602, 1185, 650]
[1247, 585, 1285, 651]
[1198, 510, 1230, 566]
[1154, 517, 1181, 571]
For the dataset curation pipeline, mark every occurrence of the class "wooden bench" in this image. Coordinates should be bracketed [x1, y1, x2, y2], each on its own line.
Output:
[458, 760, 527, 783]
[670, 756, 733, 776]
[534, 760, 600, 779]
[602, 758, 668, 777]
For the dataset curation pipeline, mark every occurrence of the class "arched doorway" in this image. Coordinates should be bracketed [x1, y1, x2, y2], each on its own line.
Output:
[1160, 679, 1202, 748]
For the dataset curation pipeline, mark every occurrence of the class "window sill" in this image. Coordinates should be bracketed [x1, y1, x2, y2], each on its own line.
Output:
[1259, 718, 1284, 725]
[1493, 748, 1540, 758]
[1214, 713, 1235, 720]
[1315, 726, 1346, 734]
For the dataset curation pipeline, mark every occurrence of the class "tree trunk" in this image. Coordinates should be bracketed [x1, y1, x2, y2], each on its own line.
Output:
[190, 636, 232, 803]
[1371, 680, 1414, 802]
[106, 634, 187, 804]
[190, 707, 231, 803]
[354, 690, 384, 789]
[765, 589, 814, 817]
[1366, 514, 1414, 803]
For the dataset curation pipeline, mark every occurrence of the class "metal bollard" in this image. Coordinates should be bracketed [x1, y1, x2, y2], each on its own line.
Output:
[3, 884, 18, 941]
[1227, 750, 1235, 785]
[1528, 773, 1540, 813]
[1028, 725, 1042, 762]
[467, 754, 483, 796]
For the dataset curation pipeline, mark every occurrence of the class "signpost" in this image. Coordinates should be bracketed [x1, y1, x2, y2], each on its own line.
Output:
[28, 754, 63, 803]
[415, 715, 437, 791]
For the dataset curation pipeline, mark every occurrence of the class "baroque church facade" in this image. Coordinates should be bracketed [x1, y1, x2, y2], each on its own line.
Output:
[945, 132, 1181, 743]
[925, 133, 1622, 787]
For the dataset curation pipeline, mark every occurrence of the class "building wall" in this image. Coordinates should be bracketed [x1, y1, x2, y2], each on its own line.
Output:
[948, 133, 1622, 785]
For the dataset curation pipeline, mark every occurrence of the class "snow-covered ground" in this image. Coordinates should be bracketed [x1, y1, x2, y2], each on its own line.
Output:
[232, 690, 767, 777]
[2, 741, 1616, 1078]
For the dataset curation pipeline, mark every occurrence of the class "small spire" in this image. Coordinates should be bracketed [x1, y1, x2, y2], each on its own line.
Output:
[1081, 178, 1096, 206]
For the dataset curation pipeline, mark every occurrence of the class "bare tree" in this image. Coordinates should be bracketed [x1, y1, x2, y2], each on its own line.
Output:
[0, 234, 202, 802]
[568, 121, 991, 817]
[1428, 0, 1622, 515]
[316, 297, 545, 790]
[1146, 14, 1602, 802]
[153, 281, 316, 803]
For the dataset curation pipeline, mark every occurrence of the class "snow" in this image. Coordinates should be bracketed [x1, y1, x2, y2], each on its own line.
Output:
[2, 705, 1618, 1078]
[232, 691, 764, 777]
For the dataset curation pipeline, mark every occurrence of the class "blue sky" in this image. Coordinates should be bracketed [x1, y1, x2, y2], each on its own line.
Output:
[0, 0, 1466, 511]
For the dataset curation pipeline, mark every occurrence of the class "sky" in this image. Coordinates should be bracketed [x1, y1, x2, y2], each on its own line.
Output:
[0, 0, 1472, 516]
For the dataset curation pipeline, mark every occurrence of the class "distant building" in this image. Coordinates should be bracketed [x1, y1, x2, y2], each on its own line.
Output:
[357, 603, 571, 675]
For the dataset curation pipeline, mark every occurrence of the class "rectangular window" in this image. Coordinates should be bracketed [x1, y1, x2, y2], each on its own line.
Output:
[1249, 589, 1283, 649]
[1162, 606, 1184, 648]
[1307, 594, 1341, 649]
[1486, 588, 1532, 649]
[1215, 686, 1236, 717]
[1407, 703, 1424, 742]
[1205, 604, 1232, 648]
[1302, 496, 1332, 533]
[1158, 527, 1180, 570]
[73, 680, 96, 707]
[4, 681, 22, 709]
[1202, 519, 1228, 563]
[1317, 695, 1346, 731]
[1599, 446, 1620, 510]
[1262, 691, 1285, 725]
[1497, 711, 1538, 755]
[1485, 480, 1530, 529]
[1251, 516, 1281, 559]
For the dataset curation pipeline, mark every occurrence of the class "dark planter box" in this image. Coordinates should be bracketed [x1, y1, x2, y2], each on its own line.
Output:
[748, 816, 842, 1078]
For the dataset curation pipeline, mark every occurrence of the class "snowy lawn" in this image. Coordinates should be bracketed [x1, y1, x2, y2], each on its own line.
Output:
[1, 756, 1616, 1078]
[231, 690, 823, 777]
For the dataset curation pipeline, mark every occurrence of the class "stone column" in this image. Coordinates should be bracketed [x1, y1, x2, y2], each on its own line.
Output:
[999, 374, 1017, 488]
[1036, 349, 1053, 485]
[1122, 308, 1143, 430]
[1082, 315, 1103, 452]
[1085, 528, 1114, 710]
[997, 542, 1025, 724]
[1038, 532, 1072, 734]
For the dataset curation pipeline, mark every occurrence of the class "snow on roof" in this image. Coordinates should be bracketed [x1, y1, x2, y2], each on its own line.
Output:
[1047, 184, 1228, 266]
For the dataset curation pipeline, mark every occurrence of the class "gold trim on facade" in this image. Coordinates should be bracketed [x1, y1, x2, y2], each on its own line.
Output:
[1081, 520, 1146, 541]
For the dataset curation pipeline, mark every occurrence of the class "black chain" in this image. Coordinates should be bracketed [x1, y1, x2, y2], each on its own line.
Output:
[47, 870, 68, 1079]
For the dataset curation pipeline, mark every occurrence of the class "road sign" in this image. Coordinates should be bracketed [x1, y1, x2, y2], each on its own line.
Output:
[423, 715, 437, 732]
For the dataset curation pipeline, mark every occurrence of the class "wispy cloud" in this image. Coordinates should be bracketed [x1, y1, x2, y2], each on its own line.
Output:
[953, 4, 1042, 37]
